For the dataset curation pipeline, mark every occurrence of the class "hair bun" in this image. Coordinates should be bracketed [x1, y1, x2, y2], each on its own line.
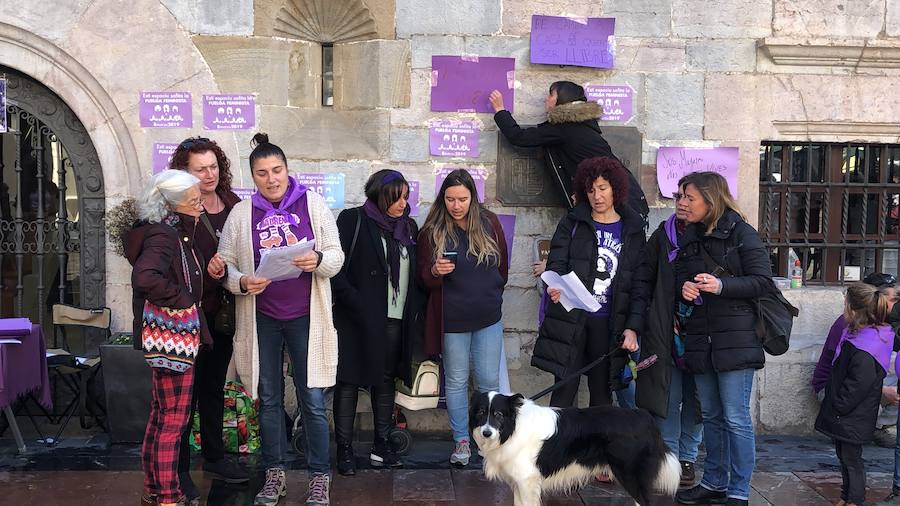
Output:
[251, 132, 270, 147]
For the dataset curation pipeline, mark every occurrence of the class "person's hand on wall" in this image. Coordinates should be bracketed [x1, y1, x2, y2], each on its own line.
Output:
[532, 260, 547, 278]
[547, 287, 561, 303]
[489, 90, 506, 113]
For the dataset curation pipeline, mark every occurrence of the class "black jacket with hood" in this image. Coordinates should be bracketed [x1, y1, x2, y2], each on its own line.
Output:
[816, 341, 886, 444]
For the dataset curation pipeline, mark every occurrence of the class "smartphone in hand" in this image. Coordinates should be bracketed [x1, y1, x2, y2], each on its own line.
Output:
[442, 251, 458, 264]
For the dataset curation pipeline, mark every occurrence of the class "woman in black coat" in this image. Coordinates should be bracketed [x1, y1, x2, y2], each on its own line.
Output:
[330, 169, 422, 476]
[533, 157, 649, 407]
[672, 172, 773, 506]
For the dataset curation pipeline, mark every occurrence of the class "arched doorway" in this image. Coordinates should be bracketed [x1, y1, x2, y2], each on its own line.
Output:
[0, 66, 106, 349]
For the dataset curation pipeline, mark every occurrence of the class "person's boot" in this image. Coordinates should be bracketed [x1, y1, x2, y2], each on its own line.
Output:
[679, 461, 696, 487]
[336, 443, 356, 476]
[370, 438, 402, 468]
[676, 484, 727, 505]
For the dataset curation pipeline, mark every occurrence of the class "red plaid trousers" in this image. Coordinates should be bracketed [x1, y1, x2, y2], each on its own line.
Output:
[142, 366, 194, 503]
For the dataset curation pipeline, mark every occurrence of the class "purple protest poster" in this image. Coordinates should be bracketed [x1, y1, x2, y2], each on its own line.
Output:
[203, 94, 256, 130]
[152, 143, 179, 174]
[431, 56, 515, 113]
[0, 78, 6, 134]
[429, 120, 480, 158]
[496, 214, 516, 260]
[435, 168, 487, 203]
[656, 147, 740, 198]
[233, 187, 256, 201]
[530, 15, 615, 68]
[139, 92, 192, 128]
[408, 180, 420, 217]
[585, 84, 634, 123]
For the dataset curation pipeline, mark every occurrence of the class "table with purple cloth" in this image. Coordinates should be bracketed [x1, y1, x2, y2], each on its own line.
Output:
[0, 323, 52, 452]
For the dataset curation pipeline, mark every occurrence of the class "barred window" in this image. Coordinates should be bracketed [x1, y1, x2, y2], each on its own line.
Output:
[759, 142, 900, 284]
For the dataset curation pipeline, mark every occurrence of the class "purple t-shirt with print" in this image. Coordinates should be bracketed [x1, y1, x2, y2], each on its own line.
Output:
[590, 220, 623, 317]
[252, 192, 314, 320]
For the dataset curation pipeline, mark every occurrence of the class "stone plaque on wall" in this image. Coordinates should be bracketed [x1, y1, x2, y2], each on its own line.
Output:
[496, 125, 643, 206]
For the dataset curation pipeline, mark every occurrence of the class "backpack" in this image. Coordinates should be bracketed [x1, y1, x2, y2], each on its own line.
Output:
[394, 360, 440, 410]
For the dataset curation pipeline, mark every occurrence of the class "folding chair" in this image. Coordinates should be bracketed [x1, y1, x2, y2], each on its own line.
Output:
[46, 304, 111, 442]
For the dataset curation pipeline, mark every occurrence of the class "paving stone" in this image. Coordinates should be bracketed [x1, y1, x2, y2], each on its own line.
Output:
[752, 472, 830, 505]
[393, 469, 455, 501]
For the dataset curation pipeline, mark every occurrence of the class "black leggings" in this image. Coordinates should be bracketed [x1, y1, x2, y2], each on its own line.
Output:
[549, 316, 612, 408]
[835, 439, 866, 505]
[333, 319, 402, 445]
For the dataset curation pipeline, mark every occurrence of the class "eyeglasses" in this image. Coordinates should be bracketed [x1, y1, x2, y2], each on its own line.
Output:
[178, 137, 211, 150]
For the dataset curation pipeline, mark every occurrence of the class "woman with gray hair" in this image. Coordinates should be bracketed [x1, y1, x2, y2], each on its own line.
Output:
[123, 169, 222, 506]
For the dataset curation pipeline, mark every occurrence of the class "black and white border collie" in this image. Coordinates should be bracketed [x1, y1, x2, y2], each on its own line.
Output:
[470, 391, 680, 506]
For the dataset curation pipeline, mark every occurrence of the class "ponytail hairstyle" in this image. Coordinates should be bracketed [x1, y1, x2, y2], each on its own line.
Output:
[249, 132, 287, 169]
[844, 281, 893, 332]
[137, 169, 200, 223]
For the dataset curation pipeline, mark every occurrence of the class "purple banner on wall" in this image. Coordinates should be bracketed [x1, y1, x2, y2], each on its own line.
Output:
[296, 173, 345, 209]
[233, 187, 256, 201]
[431, 56, 515, 114]
[0, 78, 6, 134]
[429, 120, 480, 158]
[152, 143, 179, 174]
[139, 92, 192, 128]
[496, 214, 516, 261]
[203, 94, 256, 130]
[408, 180, 420, 217]
[656, 147, 740, 198]
[585, 84, 634, 123]
[435, 168, 487, 203]
[530, 15, 615, 69]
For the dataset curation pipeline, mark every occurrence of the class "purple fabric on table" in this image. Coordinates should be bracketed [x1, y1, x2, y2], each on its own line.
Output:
[0, 325, 52, 410]
[0, 317, 33, 337]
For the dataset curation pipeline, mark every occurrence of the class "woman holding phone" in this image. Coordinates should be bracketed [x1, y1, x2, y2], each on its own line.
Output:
[417, 169, 509, 467]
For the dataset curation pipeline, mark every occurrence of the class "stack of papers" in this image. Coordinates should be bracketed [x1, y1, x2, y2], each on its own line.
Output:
[255, 239, 317, 282]
[539, 271, 601, 313]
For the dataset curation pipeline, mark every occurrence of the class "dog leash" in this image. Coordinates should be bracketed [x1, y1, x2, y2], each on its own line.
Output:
[529, 350, 658, 402]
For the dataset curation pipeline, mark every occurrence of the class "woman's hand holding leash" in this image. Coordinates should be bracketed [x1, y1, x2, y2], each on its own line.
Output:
[621, 329, 639, 352]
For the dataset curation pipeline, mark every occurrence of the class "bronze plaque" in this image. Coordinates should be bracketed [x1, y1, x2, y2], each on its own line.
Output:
[496, 125, 643, 206]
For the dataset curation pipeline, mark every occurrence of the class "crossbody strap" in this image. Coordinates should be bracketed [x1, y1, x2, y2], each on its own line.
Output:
[345, 208, 362, 272]
[199, 212, 218, 246]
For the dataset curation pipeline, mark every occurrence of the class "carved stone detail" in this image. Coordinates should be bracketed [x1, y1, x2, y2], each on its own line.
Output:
[274, 0, 378, 43]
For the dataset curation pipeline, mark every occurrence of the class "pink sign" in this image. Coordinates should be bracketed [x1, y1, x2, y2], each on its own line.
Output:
[530, 15, 615, 69]
[585, 84, 634, 123]
[233, 187, 255, 201]
[431, 56, 515, 113]
[152, 143, 179, 174]
[435, 168, 487, 203]
[496, 214, 516, 260]
[656, 147, 740, 198]
[408, 180, 420, 217]
[139, 92, 192, 128]
[429, 120, 480, 157]
[203, 94, 256, 130]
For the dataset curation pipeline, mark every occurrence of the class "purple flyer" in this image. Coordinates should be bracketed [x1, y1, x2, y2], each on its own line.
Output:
[429, 120, 480, 158]
[408, 180, 420, 217]
[431, 56, 515, 113]
[496, 214, 516, 260]
[0, 78, 6, 134]
[656, 147, 740, 198]
[296, 173, 345, 209]
[435, 168, 487, 203]
[585, 84, 634, 122]
[530, 15, 615, 69]
[139, 91, 192, 128]
[203, 94, 256, 130]
[152, 143, 179, 174]
[233, 187, 256, 201]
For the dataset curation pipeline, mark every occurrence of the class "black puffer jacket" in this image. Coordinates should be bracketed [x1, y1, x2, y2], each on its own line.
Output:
[816, 342, 886, 444]
[532, 203, 649, 389]
[675, 209, 772, 373]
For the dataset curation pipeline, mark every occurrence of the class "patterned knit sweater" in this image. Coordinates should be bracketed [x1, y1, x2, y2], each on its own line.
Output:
[218, 190, 344, 399]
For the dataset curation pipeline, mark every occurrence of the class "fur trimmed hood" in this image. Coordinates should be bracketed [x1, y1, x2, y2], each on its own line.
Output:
[547, 101, 602, 124]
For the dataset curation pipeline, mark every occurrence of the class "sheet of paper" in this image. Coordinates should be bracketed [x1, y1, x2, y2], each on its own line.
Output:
[540, 270, 601, 313]
[254, 239, 316, 282]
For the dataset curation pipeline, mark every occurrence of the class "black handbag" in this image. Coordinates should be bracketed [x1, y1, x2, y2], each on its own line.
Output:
[200, 213, 236, 337]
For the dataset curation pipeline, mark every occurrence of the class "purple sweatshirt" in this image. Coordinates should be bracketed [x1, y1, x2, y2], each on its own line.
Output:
[812, 315, 847, 394]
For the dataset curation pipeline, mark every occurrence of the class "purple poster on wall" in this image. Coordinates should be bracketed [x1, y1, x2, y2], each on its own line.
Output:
[530, 15, 615, 68]
[0, 78, 6, 134]
[408, 180, 420, 217]
[496, 214, 516, 260]
[429, 120, 480, 158]
[435, 168, 487, 203]
[139, 92, 192, 128]
[584, 84, 634, 123]
[431, 56, 515, 113]
[656, 147, 740, 198]
[152, 143, 179, 174]
[203, 94, 256, 130]
[233, 187, 256, 201]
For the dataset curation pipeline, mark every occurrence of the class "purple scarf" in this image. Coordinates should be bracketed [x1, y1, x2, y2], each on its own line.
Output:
[664, 213, 680, 263]
[252, 176, 308, 230]
[362, 199, 415, 302]
[834, 324, 893, 374]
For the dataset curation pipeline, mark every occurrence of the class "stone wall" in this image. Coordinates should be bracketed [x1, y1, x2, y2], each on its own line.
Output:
[1, 0, 899, 433]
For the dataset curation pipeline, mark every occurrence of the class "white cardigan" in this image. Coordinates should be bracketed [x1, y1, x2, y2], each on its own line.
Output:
[218, 191, 344, 399]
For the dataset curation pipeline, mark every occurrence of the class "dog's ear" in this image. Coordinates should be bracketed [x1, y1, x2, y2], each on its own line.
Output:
[469, 392, 488, 432]
[510, 393, 526, 409]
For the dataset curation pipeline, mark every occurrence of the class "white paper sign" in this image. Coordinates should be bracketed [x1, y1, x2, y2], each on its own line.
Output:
[539, 271, 601, 313]
[254, 239, 316, 282]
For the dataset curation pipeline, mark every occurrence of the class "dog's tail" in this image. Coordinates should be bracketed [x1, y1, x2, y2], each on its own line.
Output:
[653, 452, 681, 496]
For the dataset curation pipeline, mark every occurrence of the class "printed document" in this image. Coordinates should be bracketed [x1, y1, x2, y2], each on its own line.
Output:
[255, 239, 316, 282]
[539, 270, 601, 313]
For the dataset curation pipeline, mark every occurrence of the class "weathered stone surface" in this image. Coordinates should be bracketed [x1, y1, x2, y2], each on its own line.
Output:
[161, 0, 253, 35]
[389, 70, 443, 127]
[390, 128, 429, 162]
[615, 38, 686, 72]
[602, 0, 672, 37]
[890, 0, 900, 37]
[501, 286, 541, 333]
[0, 0, 91, 45]
[258, 106, 390, 160]
[409, 35, 466, 68]
[673, 0, 772, 38]
[254, 0, 395, 41]
[501, 1, 604, 36]
[396, 0, 501, 36]
[773, 0, 886, 38]
[464, 36, 531, 69]
[645, 73, 704, 140]
[334, 39, 410, 109]
[686, 38, 757, 72]
[704, 74, 773, 142]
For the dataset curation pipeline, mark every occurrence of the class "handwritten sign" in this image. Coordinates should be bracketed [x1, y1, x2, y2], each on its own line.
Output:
[296, 173, 345, 209]
[530, 15, 615, 69]
[233, 187, 255, 201]
[408, 180, 421, 217]
[0, 78, 6, 133]
[656, 147, 739, 198]
[139, 92, 192, 128]
[585, 84, 634, 123]
[496, 214, 516, 260]
[430, 120, 480, 158]
[435, 168, 487, 203]
[152, 143, 179, 174]
[431, 56, 515, 113]
[203, 94, 255, 130]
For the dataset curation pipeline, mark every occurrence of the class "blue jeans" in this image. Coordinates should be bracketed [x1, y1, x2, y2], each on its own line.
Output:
[256, 312, 330, 474]
[443, 320, 503, 442]
[654, 367, 703, 463]
[695, 366, 756, 500]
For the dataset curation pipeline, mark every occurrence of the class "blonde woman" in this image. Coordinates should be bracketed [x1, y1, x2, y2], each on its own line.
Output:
[416, 169, 509, 467]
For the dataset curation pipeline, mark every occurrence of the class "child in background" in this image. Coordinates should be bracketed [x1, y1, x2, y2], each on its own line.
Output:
[816, 282, 896, 506]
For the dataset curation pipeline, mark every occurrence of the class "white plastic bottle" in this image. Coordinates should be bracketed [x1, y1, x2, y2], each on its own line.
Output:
[791, 259, 803, 289]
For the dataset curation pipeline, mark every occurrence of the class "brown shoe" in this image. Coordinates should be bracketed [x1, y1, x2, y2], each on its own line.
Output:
[679, 461, 696, 487]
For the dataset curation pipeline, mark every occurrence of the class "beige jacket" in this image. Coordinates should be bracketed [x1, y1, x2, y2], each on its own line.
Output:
[218, 190, 343, 399]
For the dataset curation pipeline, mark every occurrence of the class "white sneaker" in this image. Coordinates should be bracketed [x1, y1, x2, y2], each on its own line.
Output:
[306, 473, 330, 505]
[450, 439, 471, 467]
[254, 468, 287, 506]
